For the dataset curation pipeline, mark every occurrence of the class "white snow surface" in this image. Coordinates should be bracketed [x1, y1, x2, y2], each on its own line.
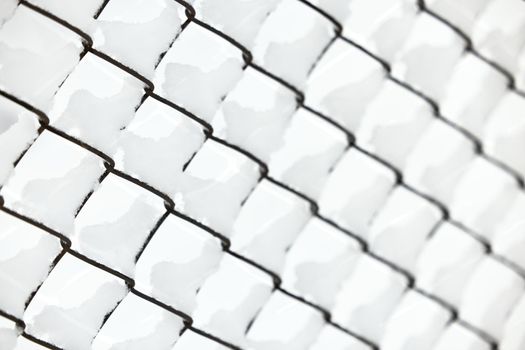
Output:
[1, 1, 525, 350]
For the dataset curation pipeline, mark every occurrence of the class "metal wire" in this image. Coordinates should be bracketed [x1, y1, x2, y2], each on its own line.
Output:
[1, 1, 524, 349]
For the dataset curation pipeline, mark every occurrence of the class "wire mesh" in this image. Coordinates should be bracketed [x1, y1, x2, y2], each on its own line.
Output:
[1, 0, 525, 349]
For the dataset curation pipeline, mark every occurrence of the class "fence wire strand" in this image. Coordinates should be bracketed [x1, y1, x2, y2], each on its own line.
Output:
[1, 0, 524, 349]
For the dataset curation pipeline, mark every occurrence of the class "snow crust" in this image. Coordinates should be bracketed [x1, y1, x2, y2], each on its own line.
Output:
[93, 0, 185, 78]
[192, 255, 273, 345]
[172, 330, 229, 350]
[0, 316, 18, 350]
[191, 0, 280, 47]
[0, 6, 82, 110]
[229, 179, 311, 273]
[48, 53, 144, 154]
[459, 257, 525, 340]
[440, 53, 508, 138]
[281, 217, 362, 309]
[415, 222, 485, 306]
[433, 323, 491, 350]
[356, 80, 433, 169]
[92, 293, 183, 350]
[175, 140, 260, 233]
[245, 291, 324, 350]
[319, 148, 396, 236]
[1, 1, 524, 350]
[251, 0, 333, 88]
[29, 0, 106, 32]
[367, 187, 442, 273]
[305, 39, 386, 131]
[135, 214, 223, 314]
[213, 67, 297, 161]
[0, 97, 39, 186]
[0, 131, 104, 233]
[331, 255, 408, 343]
[0, 212, 60, 318]
[380, 291, 451, 350]
[404, 120, 476, 205]
[492, 193, 525, 270]
[268, 108, 348, 199]
[309, 325, 372, 350]
[391, 13, 466, 101]
[72, 173, 165, 276]
[23, 254, 127, 350]
[116, 96, 205, 196]
[154, 23, 244, 122]
[484, 92, 525, 178]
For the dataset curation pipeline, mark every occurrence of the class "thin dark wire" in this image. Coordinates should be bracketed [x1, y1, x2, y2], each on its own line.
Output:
[1, 1, 521, 349]
[2, 3, 504, 350]
[186, 0, 525, 288]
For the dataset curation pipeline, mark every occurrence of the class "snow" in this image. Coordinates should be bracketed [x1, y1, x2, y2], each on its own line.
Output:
[245, 291, 324, 350]
[92, 293, 183, 350]
[483, 92, 525, 178]
[29, 0, 106, 32]
[356, 80, 434, 169]
[433, 323, 491, 350]
[0, 0, 17, 27]
[48, 52, 145, 154]
[212, 67, 297, 162]
[425, 0, 491, 35]
[459, 257, 525, 340]
[492, 193, 525, 271]
[0, 6, 82, 110]
[154, 23, 244, 122]
[440, 53, 508, 139]
[134, 214, 223, 314]
[306, 0, 350, 24]
[191, 0, 280, 48]
[192, 255, 273, 346]
[517, 49, 525, 91]
[116, 96, 205, 196]
[11, 336, 50, 349]
[415, 222, 485, 307]
[380, 291, 451, 350]
[403, 119, 476, 205]
[305, 39, 386, 131]
[340, 0, 419, 61]
[72, 173, 165, 276]
[319, 148, 396, 237]
[367, 186, 442, 273]
[308, 325, 372, 350]
[449, 157, 519, 239]
[1, 1, 524, 349]
[392, 13, 466, 101]
[268, 108, 348, 199]
[171, 330, 229, 350]
[500, 294, 525, 350]
[0, 131, 105, 233]
[175, 140, 260, 234]
[0, 316, 18, 350]
[0, 211, 61, 318]
[229, 179, 311, 273]
[251, 0, 334, 88]
[281, 217, 362, 309]
[93, 0, 185, 78]
[23, 254, 128, 350]
[0, 96, 39, 186]
[331, 255, 408, 343]
[472, 0, 525, 73]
